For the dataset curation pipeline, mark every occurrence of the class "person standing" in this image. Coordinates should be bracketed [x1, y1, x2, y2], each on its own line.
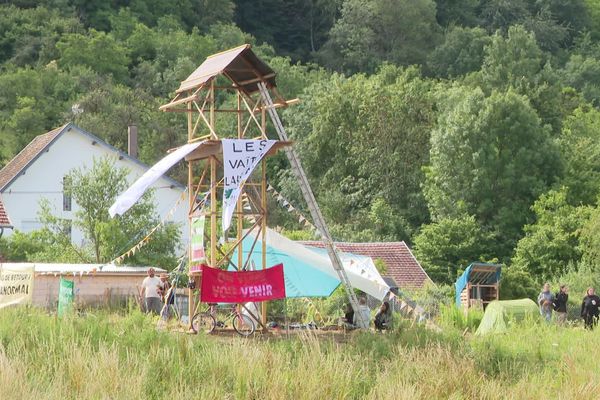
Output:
[340, 303, 355, 328]
[158, 273, 174, 320]
[141, 268, 162, 315]
[581, 287, 600, 330]
[537, 283, 555, 322]
[374, 301, 393, 331]
[353, 297, 371, 330]
[553, 285, 569, 325]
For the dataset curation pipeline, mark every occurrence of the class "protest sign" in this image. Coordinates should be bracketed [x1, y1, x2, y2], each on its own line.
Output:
[190, 215, 206, 274]
[221, 139, 275, 232]
[200, 264, 285, 303]
[0, 264, 34, 308]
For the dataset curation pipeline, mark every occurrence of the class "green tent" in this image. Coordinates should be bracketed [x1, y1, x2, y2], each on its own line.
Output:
[475, 299, 539, 335]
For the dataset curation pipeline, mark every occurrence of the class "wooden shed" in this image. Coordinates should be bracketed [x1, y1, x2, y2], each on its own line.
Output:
[455, 263, 502, 311]
[32, 263, 167, 308]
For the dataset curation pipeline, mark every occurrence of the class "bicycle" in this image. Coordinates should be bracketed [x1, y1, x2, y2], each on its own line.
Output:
[191, 303, 256, 337]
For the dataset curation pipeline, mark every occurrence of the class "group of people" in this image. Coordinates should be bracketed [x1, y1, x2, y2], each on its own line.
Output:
[341, 297, 393, 331]
[140, 268, 173, 316]
[538, 283, 600, 329]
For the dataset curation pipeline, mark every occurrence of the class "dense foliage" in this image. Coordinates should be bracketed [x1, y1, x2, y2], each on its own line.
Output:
[2, 0, 600, 291]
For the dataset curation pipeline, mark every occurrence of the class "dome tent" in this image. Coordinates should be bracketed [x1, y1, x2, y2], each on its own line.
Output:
[475, 299, 539, 335]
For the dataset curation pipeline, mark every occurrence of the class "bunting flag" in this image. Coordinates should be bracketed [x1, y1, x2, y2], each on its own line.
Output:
[221, 139, 276, 233]
[110, 189, 187, 265]
[265, 182, 320, 235]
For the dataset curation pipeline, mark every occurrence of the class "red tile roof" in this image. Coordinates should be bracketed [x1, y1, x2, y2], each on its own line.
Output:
[0, 197, 12, 227]
[301, 241, 432, 289]
[0, 124, 67, 191]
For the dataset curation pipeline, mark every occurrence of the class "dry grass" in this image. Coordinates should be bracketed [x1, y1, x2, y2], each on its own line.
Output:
[0, 307, 599, 399]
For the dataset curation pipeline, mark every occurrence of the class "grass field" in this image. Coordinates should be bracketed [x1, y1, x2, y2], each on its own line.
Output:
[0, 307, 599, 399]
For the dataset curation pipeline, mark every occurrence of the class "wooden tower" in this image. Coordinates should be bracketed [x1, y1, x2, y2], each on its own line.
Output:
[159, 45, 295, 325]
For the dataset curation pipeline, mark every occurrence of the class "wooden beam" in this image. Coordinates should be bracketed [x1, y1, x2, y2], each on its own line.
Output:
[159, 93, 198, 111]
[235, 73, 276, 87]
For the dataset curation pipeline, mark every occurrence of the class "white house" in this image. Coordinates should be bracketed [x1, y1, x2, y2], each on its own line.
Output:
[0, 123, 188, 251]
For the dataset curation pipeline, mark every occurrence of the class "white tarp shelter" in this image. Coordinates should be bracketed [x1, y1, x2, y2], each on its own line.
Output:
[233, 228, 391, 300]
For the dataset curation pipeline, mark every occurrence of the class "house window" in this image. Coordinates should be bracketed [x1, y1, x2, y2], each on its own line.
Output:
[63, 219, 72, 241]
[63, 176, 71, 211]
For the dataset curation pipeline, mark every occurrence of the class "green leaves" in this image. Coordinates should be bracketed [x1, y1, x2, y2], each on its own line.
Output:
[285, 66, 435, 240]
[57, 30, 130, 83]
[320, 0, 441, 73]
[558, 106, 600, 205]
[425, 87, 560, 259]
[512, 188, 592, 282]
[413, 215, 492, 284]
[28, 157, 181, 268]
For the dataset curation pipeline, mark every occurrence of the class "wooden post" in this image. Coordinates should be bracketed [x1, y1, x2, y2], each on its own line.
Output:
[210, 79, 218, 268]
[260, 100, 267, 326]
[187, 98, 194, 327]
[466, 283, 471, 310]
[237, 90, 243, 272]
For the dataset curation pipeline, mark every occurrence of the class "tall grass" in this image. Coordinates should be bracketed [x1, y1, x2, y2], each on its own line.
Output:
[0, 307, 599, 399]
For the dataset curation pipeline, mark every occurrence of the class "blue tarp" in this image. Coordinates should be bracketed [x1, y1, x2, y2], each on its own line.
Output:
[455, 263, 502, 306]
[229, 228, 391, 299]
[230, 236, 341, 298]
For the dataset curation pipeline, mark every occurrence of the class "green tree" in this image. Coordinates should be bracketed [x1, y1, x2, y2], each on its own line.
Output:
[36, 157, 180, 268]
[579, 205, 600, 272]
[424, 86, 560, 258]
[478, 26, 543, 91]
[558, 106, 600, 205]
[235, 0, 341, 61]
[319, 0, 441, 74]
[0, 64, 90, 164]
[470, 26, 566, 133]
[585, 0, 600, 39]
[0, 230, 46, 262]
[284, 66, 435, 240]
[57, 29, 130, 82]
[427, 26, 492, 78]
[511, 188, 592, 283]
[413, 215, 492, 284]
[500, 265, 538, 299]
[0, 5, 82, 66]
[434, 0, 479, 27]
[477, 0, 580, 50]
[562, 54, 600, 106]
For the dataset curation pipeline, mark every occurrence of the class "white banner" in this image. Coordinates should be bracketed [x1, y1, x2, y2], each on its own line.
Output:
[222, 139, 275, 232]
[0, 263, 34, 308]
[109, 141, 204, 217]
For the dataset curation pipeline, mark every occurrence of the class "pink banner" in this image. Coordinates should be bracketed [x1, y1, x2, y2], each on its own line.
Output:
[200, 264, 286, 303]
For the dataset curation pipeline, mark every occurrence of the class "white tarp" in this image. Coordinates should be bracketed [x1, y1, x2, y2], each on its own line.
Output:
[257, 229, 391, 300]
[109, 141, 204, 217]
[0, 263, 34, 308]
[222, 139, 275, 232]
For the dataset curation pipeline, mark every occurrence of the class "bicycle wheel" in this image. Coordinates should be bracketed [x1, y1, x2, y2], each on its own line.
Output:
[232, 314, 255, 336]
[191, 312, 216, 334]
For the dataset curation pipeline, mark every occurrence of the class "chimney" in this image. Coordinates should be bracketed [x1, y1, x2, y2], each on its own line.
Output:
[128, 125, 138, 159]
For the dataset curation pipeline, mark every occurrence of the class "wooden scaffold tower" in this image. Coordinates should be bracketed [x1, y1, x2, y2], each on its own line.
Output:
[159, 45, 294, 325]
[160, 44, 369, 329]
